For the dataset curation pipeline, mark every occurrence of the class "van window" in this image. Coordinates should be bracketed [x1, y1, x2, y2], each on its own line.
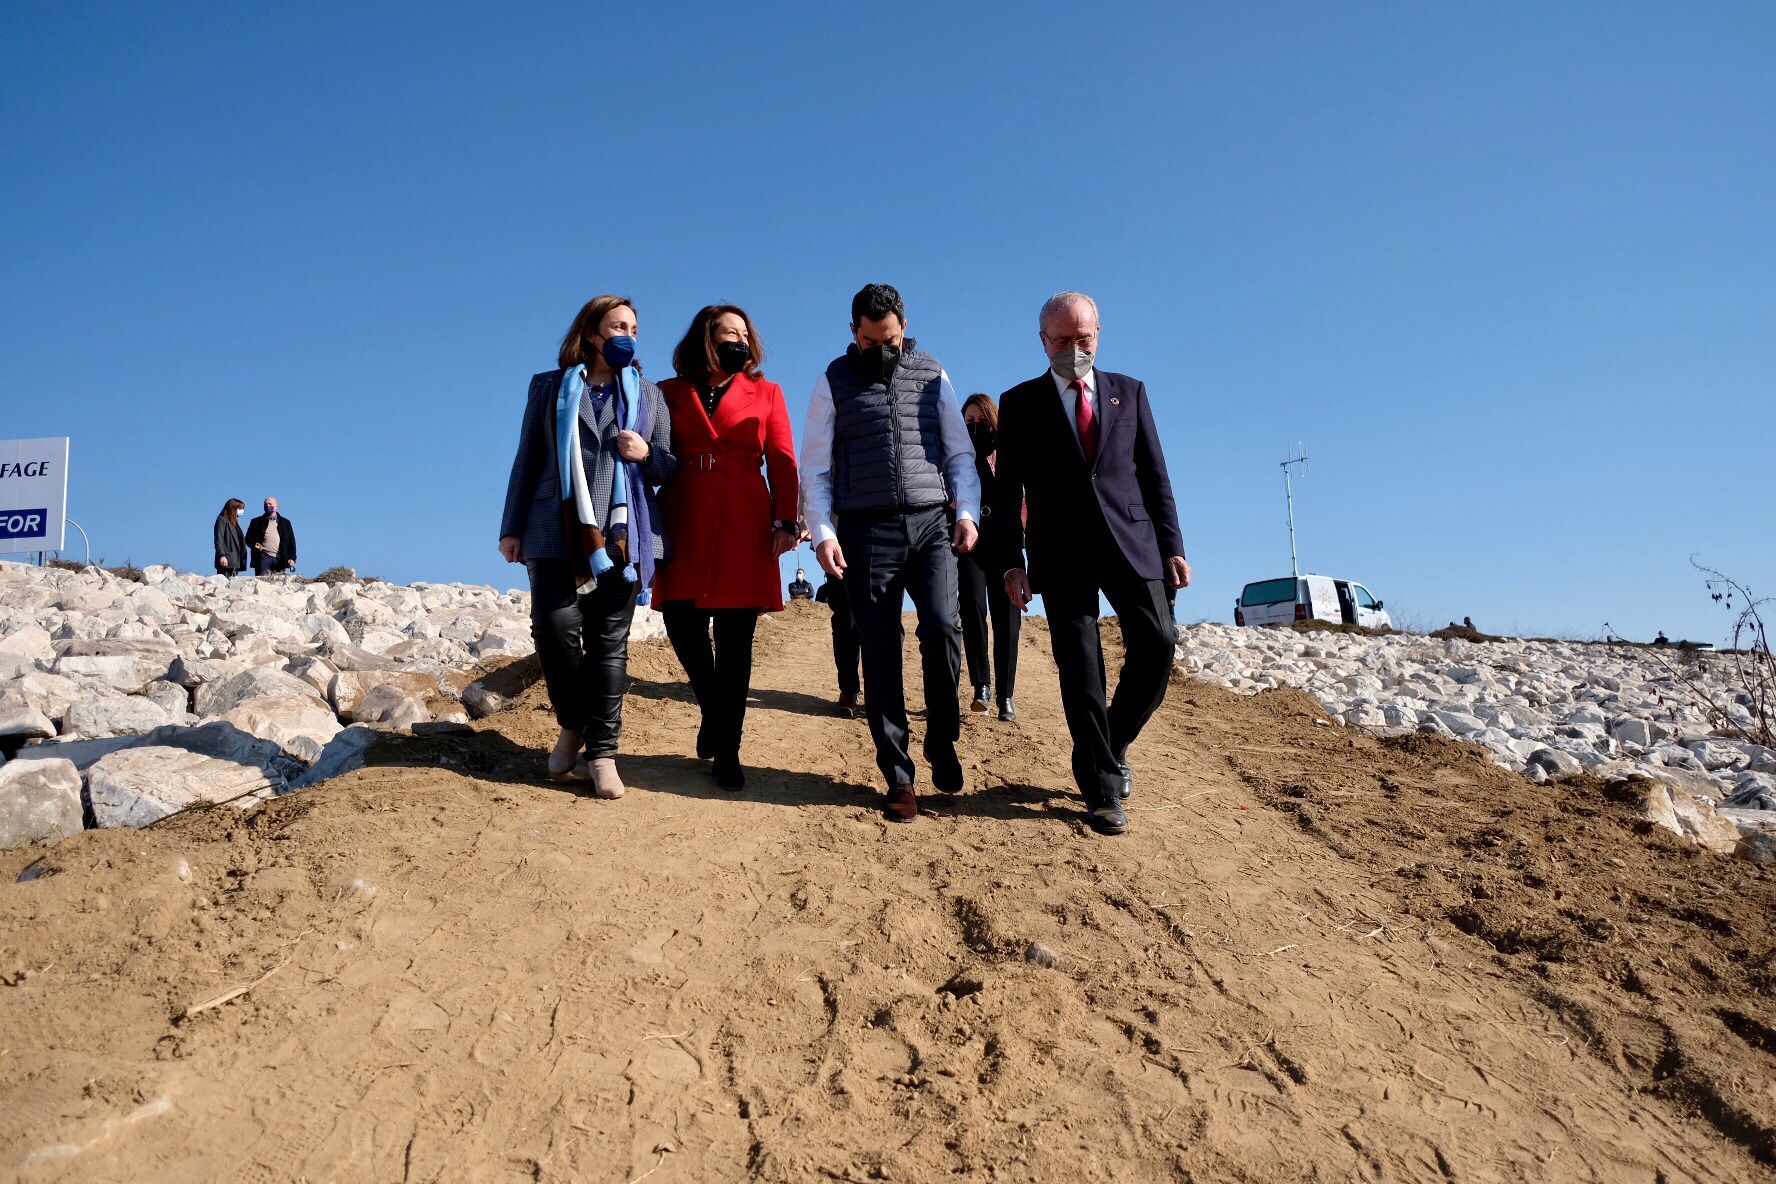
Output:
[1240, 578, 1297, 607]
[1354, 585, 1377, 608]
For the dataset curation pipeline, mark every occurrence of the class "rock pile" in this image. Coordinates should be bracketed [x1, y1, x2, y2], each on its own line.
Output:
[1176, 624, 1775, 864]
[0, 561, 664, 848]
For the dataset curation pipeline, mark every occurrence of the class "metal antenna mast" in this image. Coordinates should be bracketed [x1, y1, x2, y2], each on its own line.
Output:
[1281, 446, 1309, 578]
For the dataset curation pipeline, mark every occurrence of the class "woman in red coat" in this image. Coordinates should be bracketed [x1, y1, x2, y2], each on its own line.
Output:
[654, 304, 799, 790]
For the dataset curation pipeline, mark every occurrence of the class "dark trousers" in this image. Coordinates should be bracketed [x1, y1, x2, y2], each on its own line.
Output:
[830, 598, 861, 698]
[251, 551, 281, 575]
[660, 602, 759, 760]
[838, 505, 963, 789]
[1042, 554, 1177, 804]
[957, 548, 1020, 700]
[527, 560, 639, 759]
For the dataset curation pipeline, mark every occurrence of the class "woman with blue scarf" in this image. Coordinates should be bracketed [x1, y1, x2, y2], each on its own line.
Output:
[498, 295, 677, 799]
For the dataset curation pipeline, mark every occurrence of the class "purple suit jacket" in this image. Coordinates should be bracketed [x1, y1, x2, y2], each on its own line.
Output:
[992, 369, 1184, 593]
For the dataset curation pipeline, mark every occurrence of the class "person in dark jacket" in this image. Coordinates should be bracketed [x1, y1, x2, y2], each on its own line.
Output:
[997, 291, 1188, 837]
[958, 393, 1020, 721]
[213, 498, 247, 576]
[498, 294, 677, 801]
[244, 498, 297, 574]
[814, 572, 861, 717]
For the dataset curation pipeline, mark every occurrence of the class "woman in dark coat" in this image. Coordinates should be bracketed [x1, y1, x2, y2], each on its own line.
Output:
[959, 393, 1020, 720]
[653, 304, 798, 790]
[498, 295, 678, 800]
[213, 498, 247, 576]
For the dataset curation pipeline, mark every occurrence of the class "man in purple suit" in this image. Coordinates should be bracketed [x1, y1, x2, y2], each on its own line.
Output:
[995, 292, 1190, 835]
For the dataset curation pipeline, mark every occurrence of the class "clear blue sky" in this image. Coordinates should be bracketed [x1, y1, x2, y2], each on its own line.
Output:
[5, 2, 1772, 643]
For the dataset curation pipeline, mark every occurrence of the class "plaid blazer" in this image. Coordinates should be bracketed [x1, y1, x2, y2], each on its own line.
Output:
[499, 367, 676, 562]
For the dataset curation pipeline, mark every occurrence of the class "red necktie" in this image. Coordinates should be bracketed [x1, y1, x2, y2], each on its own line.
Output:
[1074, 378, 1099, 462]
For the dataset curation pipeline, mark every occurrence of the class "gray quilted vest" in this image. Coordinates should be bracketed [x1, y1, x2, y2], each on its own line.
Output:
[826, 343, 950, 514]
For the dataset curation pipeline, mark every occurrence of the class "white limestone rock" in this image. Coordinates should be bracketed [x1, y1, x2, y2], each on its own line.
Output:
[0, 758, 83, 849]
[219, 696, 343, 764]
[87, 746, 277, 827]
[195, 667, 327, 718]
[350, 684, 431, 729]
[64, 696, 175, 739]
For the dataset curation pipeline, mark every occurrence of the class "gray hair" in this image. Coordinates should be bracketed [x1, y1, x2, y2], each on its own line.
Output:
[1039, 291, 1099, 331]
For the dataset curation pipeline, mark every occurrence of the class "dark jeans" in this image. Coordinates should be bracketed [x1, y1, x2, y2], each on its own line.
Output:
[957, 547, 1019, 700]
[1042, 553, 1177, 804]
[660, 602, 759, 760]
[251, 551, 283, 575]
[838, 505, 963, 790]
[527, 560, 640, 759]
[829, 595, 861, 698]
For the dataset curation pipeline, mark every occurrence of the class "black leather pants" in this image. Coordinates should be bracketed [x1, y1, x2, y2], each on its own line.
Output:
[527, 561, 639, 758]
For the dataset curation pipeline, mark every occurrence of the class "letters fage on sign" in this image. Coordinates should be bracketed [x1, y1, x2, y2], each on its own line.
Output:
[0, 437, 70, 552]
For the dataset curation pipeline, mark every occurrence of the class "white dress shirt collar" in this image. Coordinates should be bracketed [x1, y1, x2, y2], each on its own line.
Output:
[1051, 367, 1096, 398]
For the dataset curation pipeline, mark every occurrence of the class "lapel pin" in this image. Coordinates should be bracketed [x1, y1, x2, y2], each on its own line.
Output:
[1110, 397, 1120, 406]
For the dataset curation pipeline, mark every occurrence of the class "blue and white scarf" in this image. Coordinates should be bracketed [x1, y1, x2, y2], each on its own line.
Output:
[555, 364, 655, 602]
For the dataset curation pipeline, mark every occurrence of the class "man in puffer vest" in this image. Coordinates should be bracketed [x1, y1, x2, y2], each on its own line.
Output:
[800, 283, 982, 822]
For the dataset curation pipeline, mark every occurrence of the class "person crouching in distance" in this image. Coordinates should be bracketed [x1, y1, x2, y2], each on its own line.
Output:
[652, 304, 799, 792]
[994, 291, 1189, 836]
[497, 295, 678, 800]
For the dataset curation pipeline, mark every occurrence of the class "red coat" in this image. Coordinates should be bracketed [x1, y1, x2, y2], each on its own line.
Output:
[653, 372, 799, 610]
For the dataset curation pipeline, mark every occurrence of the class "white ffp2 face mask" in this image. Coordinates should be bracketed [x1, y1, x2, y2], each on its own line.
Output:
[1051, 347, 1093, 382]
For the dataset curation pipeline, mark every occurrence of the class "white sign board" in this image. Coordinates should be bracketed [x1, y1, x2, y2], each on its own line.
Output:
[0, 437, 69, 553]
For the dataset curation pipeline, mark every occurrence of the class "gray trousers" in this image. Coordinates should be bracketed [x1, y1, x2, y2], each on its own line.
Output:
[837, 505, 963, 791]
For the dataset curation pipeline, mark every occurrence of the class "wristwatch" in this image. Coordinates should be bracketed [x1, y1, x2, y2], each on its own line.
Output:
[773, 520, 796, 533]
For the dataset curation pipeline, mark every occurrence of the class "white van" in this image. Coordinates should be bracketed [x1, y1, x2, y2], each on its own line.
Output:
[1235, 575, 1391, 630]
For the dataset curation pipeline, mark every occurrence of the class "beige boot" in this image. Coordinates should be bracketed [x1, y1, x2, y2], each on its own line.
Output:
[548, 729, 587, 782]
[589, 757, 625, 800]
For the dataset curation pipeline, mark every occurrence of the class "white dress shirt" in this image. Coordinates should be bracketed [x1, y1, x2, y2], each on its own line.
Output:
[1051, 368, 1098, 439]
[799, 367, 981, 545]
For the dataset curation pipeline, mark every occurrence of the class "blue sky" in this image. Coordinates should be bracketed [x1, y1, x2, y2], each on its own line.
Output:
[4, 2, 1771, 643]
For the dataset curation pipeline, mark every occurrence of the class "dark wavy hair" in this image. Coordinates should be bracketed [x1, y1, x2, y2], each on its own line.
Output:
[671, 304, 765, 386]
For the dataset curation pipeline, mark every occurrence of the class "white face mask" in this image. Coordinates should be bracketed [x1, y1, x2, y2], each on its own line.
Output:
[1051, 347, 1093, 382]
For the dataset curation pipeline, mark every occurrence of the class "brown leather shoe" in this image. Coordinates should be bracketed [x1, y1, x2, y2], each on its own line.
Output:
[884, 786, 918, 822]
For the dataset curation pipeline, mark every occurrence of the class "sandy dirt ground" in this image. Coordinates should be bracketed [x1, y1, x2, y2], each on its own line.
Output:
[2, 602, 1772, 1183]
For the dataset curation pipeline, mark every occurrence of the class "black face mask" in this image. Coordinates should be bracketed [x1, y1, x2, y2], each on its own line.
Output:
[968, 421, 996, 455]
[856, 342, 900, 383]
[714, 340, 752, 377]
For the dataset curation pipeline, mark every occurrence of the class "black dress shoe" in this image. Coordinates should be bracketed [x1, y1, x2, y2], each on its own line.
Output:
[931, 749, 965, 794]
[970, 685, 990, 713]
[1119, 760, 1132, 800]
[997, 698, 1017, 722]
[1085, 794, 1128, 836]
[713, 753, 746, 791]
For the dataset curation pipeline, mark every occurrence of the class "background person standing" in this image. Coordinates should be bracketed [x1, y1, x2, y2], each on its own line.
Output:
[815, 571, 861, 718]
[245, 498, 297, 575]
[213, 497, 247, 576]
[800, 283, 980, 822]
[996, 291, 1188, 837]
[958, 393, 1020, 721]
[653, 304, 798, 792]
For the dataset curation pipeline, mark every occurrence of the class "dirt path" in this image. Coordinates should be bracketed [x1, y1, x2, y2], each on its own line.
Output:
[2, 602, 1772, 1182]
